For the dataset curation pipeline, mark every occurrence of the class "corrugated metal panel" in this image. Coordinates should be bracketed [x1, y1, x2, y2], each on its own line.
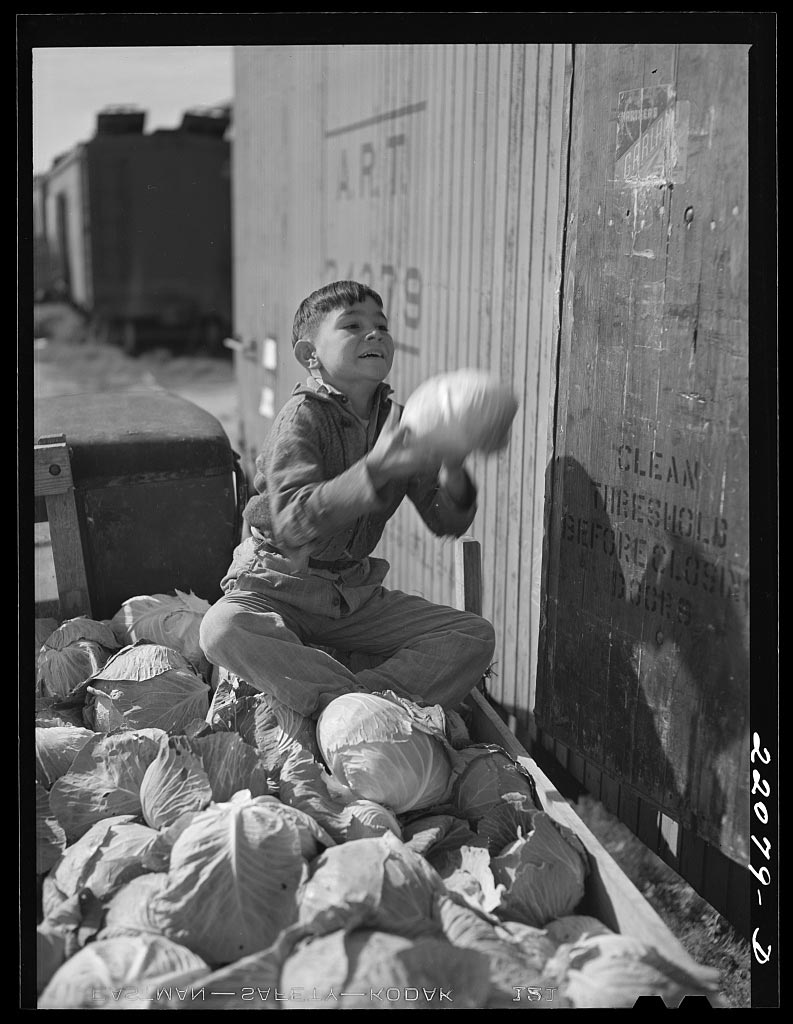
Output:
[232, 44, 569, 720]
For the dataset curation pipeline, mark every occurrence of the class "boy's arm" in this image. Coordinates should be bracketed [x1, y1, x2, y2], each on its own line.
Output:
[263, 403, 392, 551]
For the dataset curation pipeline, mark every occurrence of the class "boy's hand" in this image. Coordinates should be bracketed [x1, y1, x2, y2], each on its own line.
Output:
[438, 459, 474, 506]
[366, 405, 443, 489]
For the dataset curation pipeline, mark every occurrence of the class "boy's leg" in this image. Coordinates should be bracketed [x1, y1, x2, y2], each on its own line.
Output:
[199, 588, 368, 719]
[312, 587, 496, 710]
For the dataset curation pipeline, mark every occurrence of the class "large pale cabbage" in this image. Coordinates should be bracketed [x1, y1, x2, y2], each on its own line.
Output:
[37, 616, 120, 698]
[139, 737, 213, 830]
[490, 812, 589, 927]
[316, 692, 453, 813]
[546, 932, 723, 1008]
[279, 747, 402, 843]
[81, 642, 210, 734]
[280, 927, 492, 1009]
[48, 728, 166, 841]
[38, 935, 208, 1009]
[297, 832, 444, 939]
[450, 744, 540, 825]
[110, 590, 211, 670]
[42, 816, 169, 922]
[149, 795, 315, 965]
[400, 368, 519, 461]
[35, 726, 95, 789]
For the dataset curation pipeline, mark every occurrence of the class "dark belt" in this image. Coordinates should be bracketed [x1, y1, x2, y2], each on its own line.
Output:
[308, 557, 360, 571]
[257, 541, 358, 572]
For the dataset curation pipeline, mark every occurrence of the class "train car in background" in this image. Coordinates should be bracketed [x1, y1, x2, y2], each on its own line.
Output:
[227, 42, 754, 937]
[35, 104, 232, 354]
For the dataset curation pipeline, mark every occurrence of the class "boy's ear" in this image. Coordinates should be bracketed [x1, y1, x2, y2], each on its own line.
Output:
[294, 338, 314, 367]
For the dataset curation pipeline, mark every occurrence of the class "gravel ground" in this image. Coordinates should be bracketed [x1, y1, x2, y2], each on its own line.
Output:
[29, 303, 752, 1008]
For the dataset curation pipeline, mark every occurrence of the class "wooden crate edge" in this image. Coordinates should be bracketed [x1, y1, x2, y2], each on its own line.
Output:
[467, 688, 722, 993]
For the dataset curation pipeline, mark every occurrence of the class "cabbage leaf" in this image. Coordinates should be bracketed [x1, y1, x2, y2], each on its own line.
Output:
[490, 812, 589, 927]
[139, 736, 212, 830]
[48, 728, 166, 841]
[36, 781, 66, 875]
[35, 726, 95, 790]
[42, 816, 169, 921]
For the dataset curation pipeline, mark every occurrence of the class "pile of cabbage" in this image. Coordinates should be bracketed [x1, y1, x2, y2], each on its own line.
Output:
[33, 612, 722, 1009]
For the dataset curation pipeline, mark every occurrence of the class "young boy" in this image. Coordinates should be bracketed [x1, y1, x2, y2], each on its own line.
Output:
[199, 280, 496, 718]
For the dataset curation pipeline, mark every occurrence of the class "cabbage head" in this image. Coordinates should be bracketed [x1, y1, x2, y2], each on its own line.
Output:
[316, 692, 453, 813]
[38, 935, 208, 1009]
[48, 728, 166, 841]
[149, 794, 315, 965]
[37, 616, 120, 698]
[449, 744, 540, 825]
[490, 812, 589, 927]
[81, 641, 210, 734]
[42, 816, 169, 922]
[546, 932, 723, 1008]
[110, 590, 211, 671]
[400, 368, 519, 462]
[297, 832, 444, 939]
[433, 893, 560, 1007]
[280, 927, 492, 1009]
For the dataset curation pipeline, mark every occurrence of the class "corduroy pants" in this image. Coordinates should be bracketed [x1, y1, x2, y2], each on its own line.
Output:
[199, 539, 495, 719]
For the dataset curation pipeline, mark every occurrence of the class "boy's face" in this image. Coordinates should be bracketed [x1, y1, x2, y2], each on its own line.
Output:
[310, 295, 394, 392]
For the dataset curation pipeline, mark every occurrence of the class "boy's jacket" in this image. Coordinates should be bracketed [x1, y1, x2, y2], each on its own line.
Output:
[242, 377, 477, 568]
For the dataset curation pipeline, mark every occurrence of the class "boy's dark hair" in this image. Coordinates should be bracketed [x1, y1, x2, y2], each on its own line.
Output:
[292, 280, 384, 347]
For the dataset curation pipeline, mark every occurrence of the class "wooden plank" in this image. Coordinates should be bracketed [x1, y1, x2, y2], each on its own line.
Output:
[34, 440, 74, 497]
[43, 490, 92, 620]
[34, 437, 93, 619]
[536, 42, 750, 878]
[455, 536, 483, 616]
[601, 773, 621, 816]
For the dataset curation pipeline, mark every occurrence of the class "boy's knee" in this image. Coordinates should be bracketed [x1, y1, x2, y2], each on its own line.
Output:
[466, 613, 496, 653]
[199, 600, 240, 664]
